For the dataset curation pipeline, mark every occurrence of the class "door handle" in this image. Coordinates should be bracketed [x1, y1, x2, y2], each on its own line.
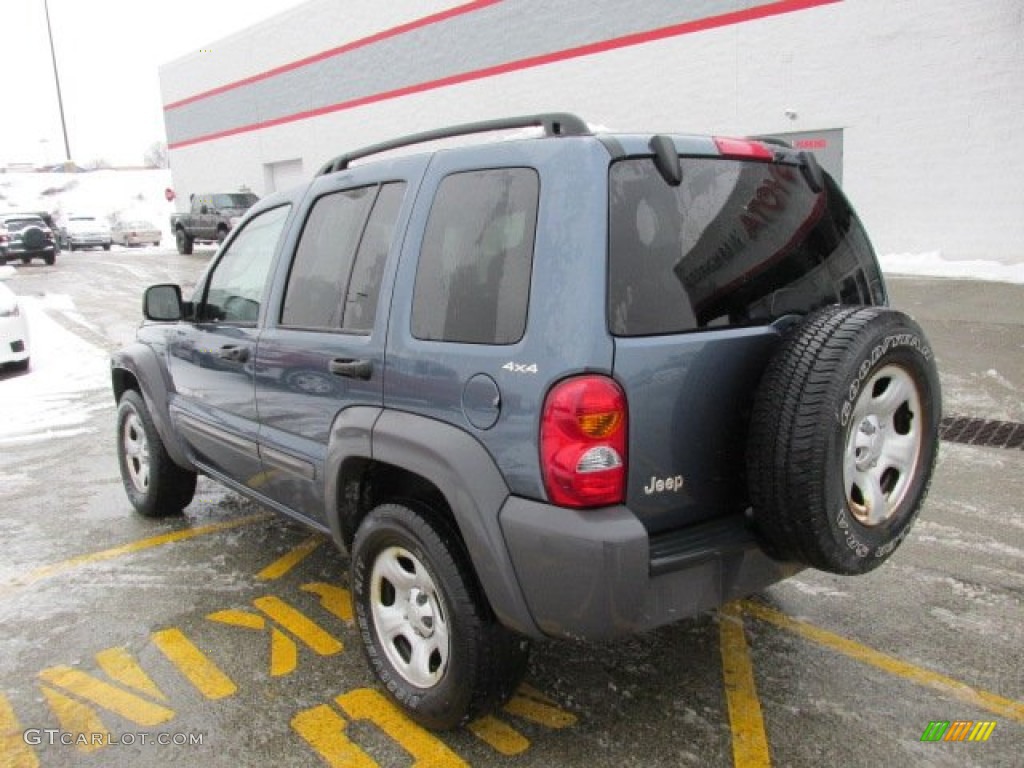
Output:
[218, 345, 249, 363]
[329, 358, 372, 380]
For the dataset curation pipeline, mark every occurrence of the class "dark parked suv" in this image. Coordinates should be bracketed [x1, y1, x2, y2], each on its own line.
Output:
[112, 114, 940, 729]
[0, 213, 57, 265]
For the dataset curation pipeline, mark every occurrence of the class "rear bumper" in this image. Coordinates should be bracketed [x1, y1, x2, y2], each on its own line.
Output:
[68, 236, 110, 246]
[500, 497, 801, 640]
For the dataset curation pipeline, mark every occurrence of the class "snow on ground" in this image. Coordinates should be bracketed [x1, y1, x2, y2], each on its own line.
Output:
[0, 169, 176, 244]
[879, 251, 1024, 284]
[0, 295, 110, 445]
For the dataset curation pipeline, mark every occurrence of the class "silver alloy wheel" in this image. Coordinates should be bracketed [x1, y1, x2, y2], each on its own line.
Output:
[122, 410, 151, 494]
[370, 545, 450, 688]
[843, 364, 923, 526]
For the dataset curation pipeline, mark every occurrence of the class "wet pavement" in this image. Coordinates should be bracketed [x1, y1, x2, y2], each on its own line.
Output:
[0, 250, 1020, 767]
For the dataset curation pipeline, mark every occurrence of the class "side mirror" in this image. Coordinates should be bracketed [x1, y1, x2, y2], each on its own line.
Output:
[143, 284, 184, 321]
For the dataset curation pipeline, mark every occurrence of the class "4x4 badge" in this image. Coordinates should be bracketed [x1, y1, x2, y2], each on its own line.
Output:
[502, 361, 538, 374]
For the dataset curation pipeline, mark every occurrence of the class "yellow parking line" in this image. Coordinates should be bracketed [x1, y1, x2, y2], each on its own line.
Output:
[742, 600, 1024, 724]
[257, 535, 324, 581]
[719, 602, 772, 767]
[0, 692, 40, 768]
[0, 512, 273, 597]
[467, 715, 531, 756]
[150, 628, 237, 700]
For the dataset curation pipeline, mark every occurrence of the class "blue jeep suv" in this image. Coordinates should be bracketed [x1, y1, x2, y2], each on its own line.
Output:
[112, 114, 940, 729]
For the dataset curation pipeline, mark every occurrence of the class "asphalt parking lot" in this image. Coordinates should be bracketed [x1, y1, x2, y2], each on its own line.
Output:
[0, 248, 1021, 768]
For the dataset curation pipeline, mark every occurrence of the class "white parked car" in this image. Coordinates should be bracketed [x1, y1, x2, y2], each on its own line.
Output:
[111, 220, 161, 248]
[0, 274, 30, 372]
[61, 215, 112, 251]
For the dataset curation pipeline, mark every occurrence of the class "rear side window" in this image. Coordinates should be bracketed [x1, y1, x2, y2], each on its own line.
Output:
[282, 186, 375, 329]
[608, 157, 884, 336]
[343, 183, 406, 332]
[412, 168, 539, 345]
[282, 182, 407, 332]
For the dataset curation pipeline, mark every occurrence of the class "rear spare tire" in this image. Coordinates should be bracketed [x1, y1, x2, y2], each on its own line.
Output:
[747, 305, 940, 574]
[22, 226, 46, 250]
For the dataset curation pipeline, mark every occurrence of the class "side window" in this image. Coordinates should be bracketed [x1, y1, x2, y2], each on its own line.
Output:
[343, 182, 406, 333]
[202, 204, 290, 324]
[281, 186, 375, 329]
[411, 168, 539, 345]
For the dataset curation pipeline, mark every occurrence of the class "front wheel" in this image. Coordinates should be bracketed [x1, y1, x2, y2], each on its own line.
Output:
[116, 390, 197, 517]
[175, 229, 193, 255]
[351, 503, 528, 730]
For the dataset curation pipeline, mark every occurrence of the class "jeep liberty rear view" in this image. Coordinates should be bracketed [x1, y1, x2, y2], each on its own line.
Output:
[112, 114, 940, 729]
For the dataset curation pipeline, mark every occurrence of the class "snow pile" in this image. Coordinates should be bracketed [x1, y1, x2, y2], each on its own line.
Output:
[0, 295, 110, 445]
[879, 251, 1024, 284]
[0, 169, 176, 243]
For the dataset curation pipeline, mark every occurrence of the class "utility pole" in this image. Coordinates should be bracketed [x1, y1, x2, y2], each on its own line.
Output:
[44, 0, 72, 164]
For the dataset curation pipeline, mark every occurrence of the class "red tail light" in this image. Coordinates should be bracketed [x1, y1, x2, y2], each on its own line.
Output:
[540, 375, 628, 508]
[714, 137, 773, 160]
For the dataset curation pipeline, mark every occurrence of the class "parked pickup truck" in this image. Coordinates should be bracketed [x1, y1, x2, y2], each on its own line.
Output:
[170, 192, 258, 254]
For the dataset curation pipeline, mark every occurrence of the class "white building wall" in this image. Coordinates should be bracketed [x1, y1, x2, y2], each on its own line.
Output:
[161, 0, 1024, 262]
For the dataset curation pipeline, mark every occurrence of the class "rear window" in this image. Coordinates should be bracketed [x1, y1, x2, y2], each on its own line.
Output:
[608, 157, 884, 336]
[4, 218, 42, 232]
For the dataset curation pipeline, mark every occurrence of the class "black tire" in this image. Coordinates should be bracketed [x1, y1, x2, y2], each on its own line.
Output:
[116, 390, 197, 517]
[69, 242, 76, 252]
[747, 305, 941, 575]
[22, 226, 45, 250]
[216, 226, 228, 244]
[44, 251, 55, 266]
[20, 256, 31, 265]
[351, 503, 529, 730]
[175, 229, 193, 255]
[103, 242, 111, 251]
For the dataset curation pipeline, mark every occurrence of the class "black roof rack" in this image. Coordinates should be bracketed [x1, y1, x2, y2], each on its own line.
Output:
[317, 112, 589, 176]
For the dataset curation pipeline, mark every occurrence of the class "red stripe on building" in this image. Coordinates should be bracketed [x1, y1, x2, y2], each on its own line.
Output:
[168, 0, 840, 150]
[163, 0, 502, 110]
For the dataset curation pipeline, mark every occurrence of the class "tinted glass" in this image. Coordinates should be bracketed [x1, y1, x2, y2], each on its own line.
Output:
[608, 158, 884, 336]
[343, 182, 406, 333]
[281, 186, 375, 328]
[412, 168, 539, 344]
[211, 193, 259, 209]
[202, 205, 290, 324]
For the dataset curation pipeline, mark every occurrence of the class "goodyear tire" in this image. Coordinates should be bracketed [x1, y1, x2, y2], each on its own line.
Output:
[351, 503, 529, 730]
[747, 305, 941, 574]
[116, 390, 197, 517]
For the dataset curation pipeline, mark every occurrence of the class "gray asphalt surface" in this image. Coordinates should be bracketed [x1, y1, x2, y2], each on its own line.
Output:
[0, 249, 1020, 767]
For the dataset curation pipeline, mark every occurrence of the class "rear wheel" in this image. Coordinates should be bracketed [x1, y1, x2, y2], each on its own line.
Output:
[351, 503, 529, 729]
[44, 251, 55, 265]
[20, 256, 30, 265]
[116, 390, 197, 517]
[747, 305, 940, 574]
